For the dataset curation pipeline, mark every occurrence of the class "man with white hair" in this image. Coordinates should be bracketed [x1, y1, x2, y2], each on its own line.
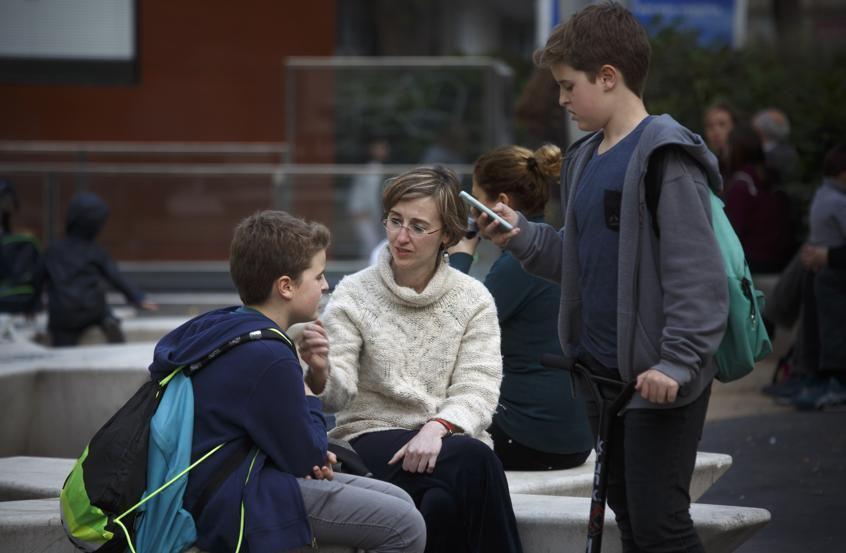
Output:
[753, 108, 801, 182]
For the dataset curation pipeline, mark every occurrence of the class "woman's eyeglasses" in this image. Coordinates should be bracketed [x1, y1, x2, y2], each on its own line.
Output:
[383, 216, 441, 238]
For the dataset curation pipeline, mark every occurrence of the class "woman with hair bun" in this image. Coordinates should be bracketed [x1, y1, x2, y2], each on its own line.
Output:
[449, 144, 594, 471]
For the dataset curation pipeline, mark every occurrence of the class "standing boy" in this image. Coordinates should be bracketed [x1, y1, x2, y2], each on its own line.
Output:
[479, 3, 729, 552]
[153, 211, 424, 553]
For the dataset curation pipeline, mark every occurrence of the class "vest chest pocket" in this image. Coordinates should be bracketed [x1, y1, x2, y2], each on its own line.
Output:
[604, 190, 622, 231]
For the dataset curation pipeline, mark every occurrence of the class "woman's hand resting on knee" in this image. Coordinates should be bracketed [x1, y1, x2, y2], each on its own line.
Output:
[388, 421, 449, 473]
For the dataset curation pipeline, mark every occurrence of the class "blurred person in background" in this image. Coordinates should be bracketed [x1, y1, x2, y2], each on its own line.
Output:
[349, 137, 390, 258]
[703, 99, 739, 179]
[752, 108, 801, 183]
[0, 180, 43, 334]
[43, 191, 158, 346]
[723, 123, 794, 273]
[791, 143, 846, 411]
[448, 143, 593, 471]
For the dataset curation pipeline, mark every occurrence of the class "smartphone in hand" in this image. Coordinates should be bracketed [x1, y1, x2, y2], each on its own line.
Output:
[459, 191, 514, 232]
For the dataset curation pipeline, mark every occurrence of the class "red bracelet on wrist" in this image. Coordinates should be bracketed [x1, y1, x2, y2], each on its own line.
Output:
[428, 417, 456, 436]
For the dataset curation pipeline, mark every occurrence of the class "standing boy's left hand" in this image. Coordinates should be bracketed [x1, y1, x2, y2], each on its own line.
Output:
[636, 369, 679, 404]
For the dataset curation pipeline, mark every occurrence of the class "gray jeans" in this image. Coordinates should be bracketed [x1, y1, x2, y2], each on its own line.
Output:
[296, 472, 426, 553]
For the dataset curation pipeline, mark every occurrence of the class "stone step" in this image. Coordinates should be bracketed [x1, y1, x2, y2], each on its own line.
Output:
[513, 494, 770, 553]
[506, 450, 733, 502]
[0, 496, 770, 553]
[0, 457, 74, 501]
[0, 450, 732, 505]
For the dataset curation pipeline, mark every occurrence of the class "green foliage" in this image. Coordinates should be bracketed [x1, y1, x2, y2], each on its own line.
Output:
[645, 25, 846, 187]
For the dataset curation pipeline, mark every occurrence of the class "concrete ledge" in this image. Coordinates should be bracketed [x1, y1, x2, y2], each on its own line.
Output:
[0, 499, 353, 553]
[507, 451, 733, 502]
[0, 450, 732, 505]
[0, 342, 153, 458]
[0, 496, 770, 553]
[0, 499, 74, 553]
[0, 457, 74, 501]
[513, 494, 770, 553]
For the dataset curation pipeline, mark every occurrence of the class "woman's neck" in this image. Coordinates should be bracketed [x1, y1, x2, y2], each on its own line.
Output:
[392, 258, 439, 293]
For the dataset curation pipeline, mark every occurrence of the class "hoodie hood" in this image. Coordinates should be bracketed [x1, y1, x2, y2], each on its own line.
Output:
[635, 114, 723, 195]
[564, 114, 723, 196]
[149, 306, 284, 380]
[66, 192, 109, 240]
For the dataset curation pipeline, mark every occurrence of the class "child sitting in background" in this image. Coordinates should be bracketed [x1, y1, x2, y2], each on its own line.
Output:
[43, 191, 157, 346]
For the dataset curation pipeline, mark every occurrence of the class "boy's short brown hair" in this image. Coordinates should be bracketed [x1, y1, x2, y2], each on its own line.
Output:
[229, 210, 330, 305]
[534, 2, 651, 97]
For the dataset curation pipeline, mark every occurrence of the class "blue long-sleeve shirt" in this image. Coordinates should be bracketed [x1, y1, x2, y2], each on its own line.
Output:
[150, 306, 327, 553]
[451, 227, 592, 454]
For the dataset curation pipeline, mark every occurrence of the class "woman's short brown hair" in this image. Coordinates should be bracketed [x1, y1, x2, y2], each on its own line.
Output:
[229, 210, 330, 305]
[382, 166, 468, 249]
[533, 2, 651, 97]
[473, 144, 562, 216]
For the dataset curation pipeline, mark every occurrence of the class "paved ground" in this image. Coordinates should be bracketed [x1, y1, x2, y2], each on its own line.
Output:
[699, 326, 846, 552]
[699, 409, 846, 553]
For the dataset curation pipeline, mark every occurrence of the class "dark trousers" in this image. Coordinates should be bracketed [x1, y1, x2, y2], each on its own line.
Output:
[50, 314, 125, 347]
[489, 419, 591, 471]
[351, 429, 523, 553]
[581, 377, 711, 553]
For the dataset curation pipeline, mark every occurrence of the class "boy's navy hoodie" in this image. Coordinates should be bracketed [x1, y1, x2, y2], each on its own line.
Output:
[150, 306, 328, 553]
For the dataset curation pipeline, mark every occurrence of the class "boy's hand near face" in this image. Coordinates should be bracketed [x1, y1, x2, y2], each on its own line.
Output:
[476, 203, 520, 248]
[299, 320, 330, 393]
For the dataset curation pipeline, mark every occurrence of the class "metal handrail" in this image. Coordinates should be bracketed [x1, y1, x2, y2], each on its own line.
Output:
[0, 141, 288, 155]
[0, 162, 475, 176]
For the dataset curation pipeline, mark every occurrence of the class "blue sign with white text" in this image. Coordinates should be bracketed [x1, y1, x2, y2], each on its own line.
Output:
[631, 0, 737, 47]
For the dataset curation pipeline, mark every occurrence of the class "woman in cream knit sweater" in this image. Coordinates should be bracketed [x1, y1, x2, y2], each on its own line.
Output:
[299, 167, 523, 553]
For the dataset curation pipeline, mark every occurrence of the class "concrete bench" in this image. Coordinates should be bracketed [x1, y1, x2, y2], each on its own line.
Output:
[513, 494, 770, 553]
[507, 451, 732, 502]
[0, 496, 769, 553]
[0, 341, 153, 458]
[0, 457, 75, 501]
[0, 450, 732, 505]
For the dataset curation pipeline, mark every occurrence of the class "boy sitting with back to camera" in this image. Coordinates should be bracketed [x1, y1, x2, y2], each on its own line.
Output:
[152, 210, 424, 553]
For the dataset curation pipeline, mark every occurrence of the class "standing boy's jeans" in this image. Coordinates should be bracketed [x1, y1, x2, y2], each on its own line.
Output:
[579, 363, 711, 553]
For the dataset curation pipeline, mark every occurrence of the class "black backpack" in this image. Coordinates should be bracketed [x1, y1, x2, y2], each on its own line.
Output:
[60, 328, 293, 553]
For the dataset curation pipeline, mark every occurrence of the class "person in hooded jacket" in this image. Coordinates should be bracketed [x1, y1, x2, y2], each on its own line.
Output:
[42, 191, 157, 346]
[479, 6, 729, 551]
[155, 210, 425, 553]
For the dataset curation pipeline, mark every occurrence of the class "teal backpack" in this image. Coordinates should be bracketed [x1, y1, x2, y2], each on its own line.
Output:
[60, 327, 293, 553]
[645, 149, 773, 382]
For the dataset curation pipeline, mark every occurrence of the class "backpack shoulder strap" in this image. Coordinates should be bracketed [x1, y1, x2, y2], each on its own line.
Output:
[645, 147, 668, 239]
[180, 327, 295, 378]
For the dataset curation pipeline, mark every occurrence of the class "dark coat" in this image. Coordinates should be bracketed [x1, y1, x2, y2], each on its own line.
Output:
[43, 192, 143, 330]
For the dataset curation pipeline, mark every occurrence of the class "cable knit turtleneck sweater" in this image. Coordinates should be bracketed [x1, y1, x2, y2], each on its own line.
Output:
[319, 247, 503, 445]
